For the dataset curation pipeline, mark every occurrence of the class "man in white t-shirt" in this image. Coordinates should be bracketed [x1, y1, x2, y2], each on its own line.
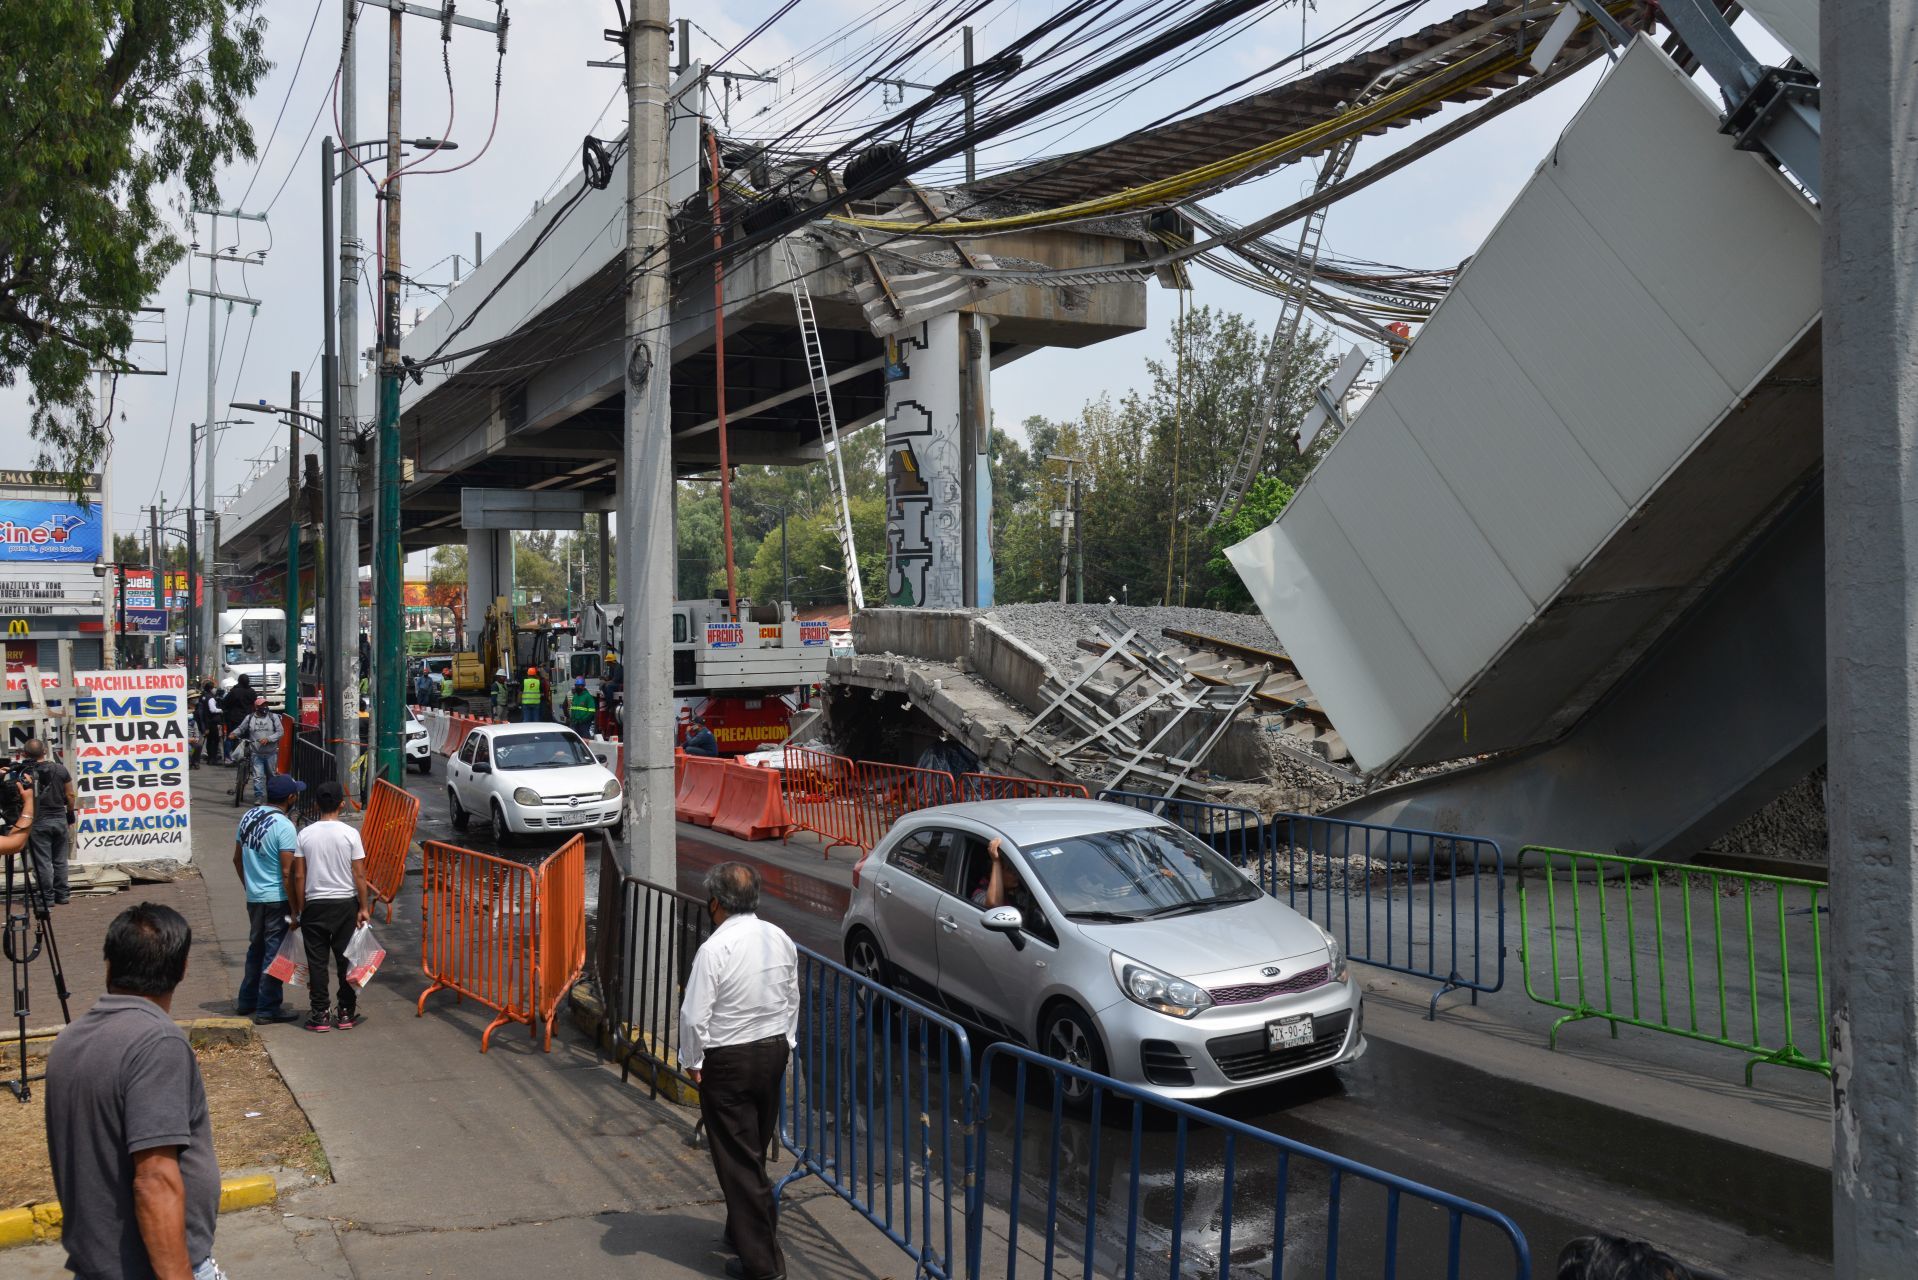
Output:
[291, 781, 371, 1032]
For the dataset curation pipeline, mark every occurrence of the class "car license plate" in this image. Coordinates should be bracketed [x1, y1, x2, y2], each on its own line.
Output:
[1267, 1015, 1315, 1051]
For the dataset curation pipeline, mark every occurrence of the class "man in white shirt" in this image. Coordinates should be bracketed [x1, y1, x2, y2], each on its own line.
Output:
[291, 781, 370, 1033]
[680, 862, 799, 1280]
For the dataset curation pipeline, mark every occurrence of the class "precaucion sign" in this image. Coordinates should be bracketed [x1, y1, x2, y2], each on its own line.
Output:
[71, 669, 191, 860]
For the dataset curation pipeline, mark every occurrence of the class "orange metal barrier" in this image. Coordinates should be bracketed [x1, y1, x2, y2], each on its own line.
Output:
[857, 761, 958, 843]
[781, 747, 866, 858]
[360, 778, 422, 922]
[417, 834, 588, 1052]
[957, 772, 1089, 802]
[675, 756, 728, 826]
[712, 762, 791, 841]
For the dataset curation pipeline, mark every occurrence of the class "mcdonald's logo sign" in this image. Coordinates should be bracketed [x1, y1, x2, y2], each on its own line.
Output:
[6, 619, 27, 637]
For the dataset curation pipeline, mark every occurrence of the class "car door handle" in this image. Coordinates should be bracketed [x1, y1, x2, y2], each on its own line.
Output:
[937, 913, 957, 932]
[875, 879, 893, 897]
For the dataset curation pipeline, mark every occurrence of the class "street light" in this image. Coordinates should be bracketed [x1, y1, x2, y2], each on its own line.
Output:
[189, 418, 247, 682]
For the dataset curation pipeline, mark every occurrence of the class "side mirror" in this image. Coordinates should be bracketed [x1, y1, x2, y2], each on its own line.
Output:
[472, 762, 492, 775]
[982, 906, 1023, 934]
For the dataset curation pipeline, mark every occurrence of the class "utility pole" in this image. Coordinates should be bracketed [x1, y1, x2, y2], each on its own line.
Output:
[962, 26, 976, 184]
[186, 430, 199, 681]
[1048, 454, 1083, 604]
[148, 505, 162, 666]
[335, 0, 363, 787]
[285, 370, 303, 718]
[370, 0, 504, 784]
[1825, 3, 1918, 1273]
[621, 0, 677, 884]
[188, 206, 265, 682]
[320, 135, 346, 762]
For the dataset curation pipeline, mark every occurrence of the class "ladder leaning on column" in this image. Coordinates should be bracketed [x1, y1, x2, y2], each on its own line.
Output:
[782, 238, 867, 612]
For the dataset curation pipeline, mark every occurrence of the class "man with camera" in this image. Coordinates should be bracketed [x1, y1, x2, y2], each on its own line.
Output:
[21, 739, 76, 908]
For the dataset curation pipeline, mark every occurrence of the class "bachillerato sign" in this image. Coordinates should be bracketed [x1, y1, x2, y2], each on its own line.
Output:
[70, 668, 192, 863]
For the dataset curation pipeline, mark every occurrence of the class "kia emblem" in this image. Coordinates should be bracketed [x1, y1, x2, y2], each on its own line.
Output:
[1261, 965, 1282, 978]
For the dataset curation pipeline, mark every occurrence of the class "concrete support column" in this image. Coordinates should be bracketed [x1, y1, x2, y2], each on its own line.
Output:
[884, 311, 967, 608]
[959, 312, 995, 607]
[1823, 2, 1918, 1271]
[465, 529, 514, 650]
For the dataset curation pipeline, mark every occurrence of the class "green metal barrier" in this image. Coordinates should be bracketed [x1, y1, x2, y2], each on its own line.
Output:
[1516, 846, 1828, 1083]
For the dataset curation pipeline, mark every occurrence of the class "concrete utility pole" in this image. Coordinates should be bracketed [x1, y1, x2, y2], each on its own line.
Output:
[621, 0, 677, 884]
[285, 370, 303, 718]
[1824, 2, 1918, 1272]
[148, 505, 162, 666]
[1049, 454, 1082, 604]
[371, 1, 408, 783]
[335, 0, 363, 785]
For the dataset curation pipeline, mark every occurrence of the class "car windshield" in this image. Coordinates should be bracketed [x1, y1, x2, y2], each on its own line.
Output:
[1018, 824, 1261, 922]
[491, 730, 594, 770]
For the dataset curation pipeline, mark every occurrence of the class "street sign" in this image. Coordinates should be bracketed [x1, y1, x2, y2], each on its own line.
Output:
[123, 608, 167, 635]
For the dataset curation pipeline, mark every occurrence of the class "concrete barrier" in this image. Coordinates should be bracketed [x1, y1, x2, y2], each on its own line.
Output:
[851, 608, 974, 663]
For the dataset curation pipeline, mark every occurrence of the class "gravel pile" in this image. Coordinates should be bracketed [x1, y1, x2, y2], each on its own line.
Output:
[985, 603, 1283, 677]
[1702, 766, 1828, 864]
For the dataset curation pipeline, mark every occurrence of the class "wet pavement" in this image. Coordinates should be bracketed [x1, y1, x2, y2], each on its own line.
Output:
[394, 771, 1829, 1280]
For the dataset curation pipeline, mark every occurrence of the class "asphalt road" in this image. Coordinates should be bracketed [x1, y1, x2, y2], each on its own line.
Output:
[393, 770, 1826, 1280]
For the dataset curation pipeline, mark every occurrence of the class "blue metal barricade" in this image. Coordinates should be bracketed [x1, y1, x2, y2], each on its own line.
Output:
[776, 947, 974, 1280]
[968, 1042, 1532, 1280]
[1097, 789, 1267, 867]
[1266, 812, 1506, 1018]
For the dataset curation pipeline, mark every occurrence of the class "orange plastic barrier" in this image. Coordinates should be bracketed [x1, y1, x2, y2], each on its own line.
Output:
[711, 762, 791, 841]
[441, 715, 483, 757]
[957, 772, 1089, 802]
[857, 761, 958, 843]
[675, 756, 728, 826]
[781, 747, 866, 858]
[417, 834, 587, 1052]
[360, 778, 422, 922]
[276, 715, 296, 774]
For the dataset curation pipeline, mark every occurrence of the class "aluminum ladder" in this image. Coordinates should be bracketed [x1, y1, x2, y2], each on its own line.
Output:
[1208, 135, 1358, 527]
[782, 238, 866, 611]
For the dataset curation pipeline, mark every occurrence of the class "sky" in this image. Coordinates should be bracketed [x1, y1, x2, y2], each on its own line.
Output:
[0, 0, 1790, 564]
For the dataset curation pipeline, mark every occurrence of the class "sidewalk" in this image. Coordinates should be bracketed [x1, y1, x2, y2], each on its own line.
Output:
[9, 790, 911, 1280]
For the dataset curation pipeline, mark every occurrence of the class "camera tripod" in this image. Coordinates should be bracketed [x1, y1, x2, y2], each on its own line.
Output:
[4, 848, 70, 1103]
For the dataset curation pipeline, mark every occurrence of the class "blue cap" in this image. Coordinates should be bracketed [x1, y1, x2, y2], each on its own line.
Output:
[266, 775, 307, 802]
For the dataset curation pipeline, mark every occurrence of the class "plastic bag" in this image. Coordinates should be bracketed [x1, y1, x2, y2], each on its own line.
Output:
[265, 924, 307, 987]
[343, 924, 386, 989]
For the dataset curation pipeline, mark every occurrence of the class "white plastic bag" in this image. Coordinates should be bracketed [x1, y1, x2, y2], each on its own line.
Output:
[265, 924, 307, 987]
[343, 923, 387, 989]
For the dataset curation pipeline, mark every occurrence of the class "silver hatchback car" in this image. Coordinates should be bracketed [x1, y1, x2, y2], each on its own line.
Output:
[841, 799, 1364, 1100]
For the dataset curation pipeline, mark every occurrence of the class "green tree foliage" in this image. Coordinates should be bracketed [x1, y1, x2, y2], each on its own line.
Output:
[0, 2, 270, 486]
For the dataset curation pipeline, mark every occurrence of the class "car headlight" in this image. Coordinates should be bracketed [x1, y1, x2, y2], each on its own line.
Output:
[1320, 928, 1348, 982]
[602, 778, 622, 800]
[512, 787, 542, 806]
[1110, 952, 1212, 1019]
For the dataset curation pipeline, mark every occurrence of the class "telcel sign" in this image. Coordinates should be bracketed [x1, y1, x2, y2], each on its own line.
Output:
[0, 500, 103, 563]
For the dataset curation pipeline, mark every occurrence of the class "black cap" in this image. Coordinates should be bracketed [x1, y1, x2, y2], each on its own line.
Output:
[314, 780, 345, 811]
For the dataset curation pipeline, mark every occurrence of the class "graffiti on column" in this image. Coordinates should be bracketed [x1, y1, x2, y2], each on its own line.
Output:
[884, 315, 964, 608]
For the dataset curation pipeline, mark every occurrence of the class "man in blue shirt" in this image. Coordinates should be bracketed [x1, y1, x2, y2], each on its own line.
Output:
[232, 775, 305, 1025]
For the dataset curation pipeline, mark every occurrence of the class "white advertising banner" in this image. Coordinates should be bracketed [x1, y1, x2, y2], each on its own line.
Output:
[70, 668, 192, 863]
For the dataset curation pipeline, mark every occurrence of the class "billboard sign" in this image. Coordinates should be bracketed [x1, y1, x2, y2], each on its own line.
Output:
[70, 669, 192, 862]
[123, 608, 167, 635]
[119, 569, 194, 610]
[0, 500, 103, 562]
[0, 564, 104, 614]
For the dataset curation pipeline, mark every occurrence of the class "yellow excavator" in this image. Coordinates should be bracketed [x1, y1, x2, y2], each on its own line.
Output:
[443, 596, 512, 695]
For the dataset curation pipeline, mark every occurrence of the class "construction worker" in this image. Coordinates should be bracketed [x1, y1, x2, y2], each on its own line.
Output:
[519, 667, 543, 722]
[568, 678, 597, 736]
[491, 669, 512, 721]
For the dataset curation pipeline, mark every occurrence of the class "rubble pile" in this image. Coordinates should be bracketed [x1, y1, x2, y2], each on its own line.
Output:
[986, 603, 1283, 676]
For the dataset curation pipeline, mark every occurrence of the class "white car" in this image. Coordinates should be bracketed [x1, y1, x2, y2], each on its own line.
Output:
[445, 723, 624, 843]
[405, 717, 431, 774]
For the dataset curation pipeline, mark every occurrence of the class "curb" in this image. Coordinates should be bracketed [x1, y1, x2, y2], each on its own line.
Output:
[0, 1173, 278, 1251]
[567, 983, 701, 1107]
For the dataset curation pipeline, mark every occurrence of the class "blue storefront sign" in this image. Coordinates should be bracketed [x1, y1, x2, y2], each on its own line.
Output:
[0, 500, 103, 563]
[123, 608, 168, 635]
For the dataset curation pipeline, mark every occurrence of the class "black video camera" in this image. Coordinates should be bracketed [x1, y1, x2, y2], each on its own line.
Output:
[0, 758, 31, 833]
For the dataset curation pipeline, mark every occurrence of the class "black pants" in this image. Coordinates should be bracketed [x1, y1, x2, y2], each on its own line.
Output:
[301, 898, 359, 1019]
[700, 1036, 790, 1279]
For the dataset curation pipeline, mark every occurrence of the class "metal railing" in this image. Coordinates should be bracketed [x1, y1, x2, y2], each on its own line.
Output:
[1516, 846, 1829, 1081]
[970, 1043, 1532, 1280]
[596, 864, 713, 1095]
[777, 947, 975, 1280]
[1268, 813, 1506, 1018]
[1098, 789, 1268, 867]
[781, 747, 866, 856]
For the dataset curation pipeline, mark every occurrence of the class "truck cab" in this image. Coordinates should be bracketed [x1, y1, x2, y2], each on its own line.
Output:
[217, 608, 289, 696]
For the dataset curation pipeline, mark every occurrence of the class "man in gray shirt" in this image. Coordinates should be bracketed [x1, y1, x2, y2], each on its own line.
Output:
[45, 903, 226, 1279]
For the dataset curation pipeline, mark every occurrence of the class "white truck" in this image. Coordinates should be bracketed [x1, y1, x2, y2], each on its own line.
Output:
[216, 608, 290, 696]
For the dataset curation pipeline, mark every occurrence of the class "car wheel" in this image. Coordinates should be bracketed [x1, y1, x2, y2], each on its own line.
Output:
[448, 789, 470, 832]
[1040, 1002, 1108, 1105]
[490, 800, 513, 846]
[416, 755, 431, 776]
[609, 816, 625, 842]
[844, 928, 891, 989]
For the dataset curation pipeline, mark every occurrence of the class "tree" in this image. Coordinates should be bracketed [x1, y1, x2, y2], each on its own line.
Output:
[112, 532, 147, 564]
[1, 3, 270, 489]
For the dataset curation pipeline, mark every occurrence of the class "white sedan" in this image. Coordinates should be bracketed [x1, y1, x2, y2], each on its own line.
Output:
[445, 723, 624, 843]
[406, 716, 432, 774]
